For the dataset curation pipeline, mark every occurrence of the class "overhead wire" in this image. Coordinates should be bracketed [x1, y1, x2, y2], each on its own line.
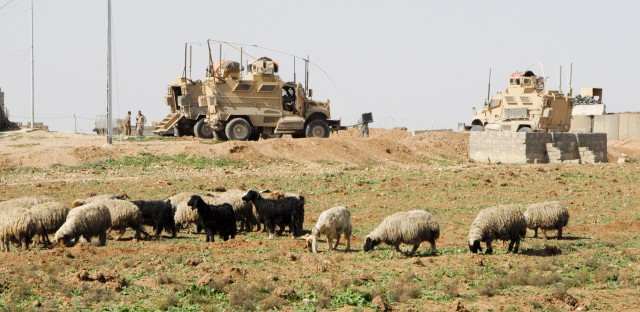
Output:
[208, 39, 345, 117]
[0, 0, 16, 11]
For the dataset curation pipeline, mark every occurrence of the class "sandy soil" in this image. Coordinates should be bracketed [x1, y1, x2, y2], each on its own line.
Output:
[0, 128, 638, 311]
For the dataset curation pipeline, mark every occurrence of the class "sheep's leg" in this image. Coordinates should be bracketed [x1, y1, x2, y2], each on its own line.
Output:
[116, 226, 126, 240]
[533, 228, 538, 238]
[429, 240, 437, 255]
[507, 240, 515, 253]
[21, 234, 31, 250]
[407, 245, 419, 257]
[512, 239, 520, 254]
[345, 233, 351, 251]
[557, 227, 563, 239]
[41, 234, 50, 247]
[98, 230, 107, 246]
[267, 223, 276, 239]
[327, 237, 334, 251]
[485, 241, 493, 255]
[392, 244, 404, 258]
[333, 235, 341, 250]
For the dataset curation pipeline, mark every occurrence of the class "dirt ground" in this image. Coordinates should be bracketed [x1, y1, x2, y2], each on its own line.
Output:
[0, 128, 639, 311]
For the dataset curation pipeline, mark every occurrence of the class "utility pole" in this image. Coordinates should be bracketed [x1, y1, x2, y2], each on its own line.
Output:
[106, 0, 113, 144]
[30, 0, 34, 129]
[73, 114, 77, 133]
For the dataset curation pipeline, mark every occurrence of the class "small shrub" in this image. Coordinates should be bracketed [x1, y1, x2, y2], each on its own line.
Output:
[227, 283, 262, 310]
[156, 294, 179, 311]
[442, 278, 460, 299]
[156, 273, 175, 285]
[330, 288, 372, 308]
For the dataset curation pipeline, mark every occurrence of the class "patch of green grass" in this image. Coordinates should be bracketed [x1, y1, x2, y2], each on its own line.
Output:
[7, 143, 40, 148]
[79, 152, 240, 170]
[330, 288, 373, 308]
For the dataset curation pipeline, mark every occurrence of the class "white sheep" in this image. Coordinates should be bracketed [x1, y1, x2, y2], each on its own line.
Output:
[0, 207, 36, 252]
[53, 202, 112, 246]
[94, 199, 148, 240]
[0, 195, 56, 209]
[363, 210, 440, 258]
[27, 201, 71, 246]
[72, 194, 124, 207]
[167, 192, 199, 212]
[468, 205, 527, 254]
[308, 206, 352, 253]
[524, 201, 569, 239]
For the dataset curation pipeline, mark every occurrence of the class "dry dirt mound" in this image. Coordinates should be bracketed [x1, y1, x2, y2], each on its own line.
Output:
[608, 138, 640, 160]
[0, 128, 469, 168]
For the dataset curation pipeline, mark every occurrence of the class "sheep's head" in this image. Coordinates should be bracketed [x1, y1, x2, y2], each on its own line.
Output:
[469, 240, 482, 253]
[72, 200, 85, 208]
[187, 195, 203, 210]
[56, 235, 73, 247]
[303, 235, 313, 251]
[363, 236, 380, 252]
[241, 190, 259, 202]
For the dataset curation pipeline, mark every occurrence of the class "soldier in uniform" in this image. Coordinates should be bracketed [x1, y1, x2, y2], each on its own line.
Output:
[123, 111, 132, 136]
[358, 117, 369, 138]
[135, 110, 146, 136]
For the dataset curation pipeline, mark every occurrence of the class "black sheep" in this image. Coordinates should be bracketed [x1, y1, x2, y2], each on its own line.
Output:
[241, 190, 305, 239]
[187, 195, 237, 242]
[131, 200, 176, 238]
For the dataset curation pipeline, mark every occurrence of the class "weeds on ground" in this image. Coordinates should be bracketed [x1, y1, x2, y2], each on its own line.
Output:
[78, 152, 240, 170]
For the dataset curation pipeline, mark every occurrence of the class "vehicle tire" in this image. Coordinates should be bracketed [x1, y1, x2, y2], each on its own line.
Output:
[305, 119, 330, 138]
[470, 125, 485, 132]
[194, 119, 214, 139]
[517, 127, 533, 133]
[214, 130, 228, 141]
[225, 118, 252, 141]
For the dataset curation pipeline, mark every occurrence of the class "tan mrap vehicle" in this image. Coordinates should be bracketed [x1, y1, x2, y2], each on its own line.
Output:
[154, 78, 213, 138]
[199, 57, 342, 140]
[469, 70, 573, 132]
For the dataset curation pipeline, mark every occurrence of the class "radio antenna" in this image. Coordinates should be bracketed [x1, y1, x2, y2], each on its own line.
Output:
[486, 68, 492, 103]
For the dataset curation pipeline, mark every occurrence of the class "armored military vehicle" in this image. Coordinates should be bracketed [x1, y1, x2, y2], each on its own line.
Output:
[469, 68, 573, 132]
[154, 77, 211, 138]
[199, 56, 341, 140]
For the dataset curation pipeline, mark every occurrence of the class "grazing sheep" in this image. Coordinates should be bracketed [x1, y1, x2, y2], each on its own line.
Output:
[167, 192, 199, 213]
[27, 201, 71, 246]
[242, 190, 305, 239]
[0, 207, 37, 252]
[0, 195, 56, 209]
[131, 200, 176, 238]
[468, 205, 527, 254]
[72, 194, 125, 207]
[94, 199, 148, 240]
[524, 201, 569, 239]
[207, 189, 259, 232]
[260, 190, 305, 234]
[187, 195, 237, 242]
[308, 206, 352, 253]
[174, 195, 218, 234]
[363, 210, 440, 258]
[53, 203, 112, 247]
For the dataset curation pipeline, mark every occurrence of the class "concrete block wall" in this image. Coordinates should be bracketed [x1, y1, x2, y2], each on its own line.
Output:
[470, 131, 527, 163]
[571, 113, 639, 140]
[470, 132, 607, 164]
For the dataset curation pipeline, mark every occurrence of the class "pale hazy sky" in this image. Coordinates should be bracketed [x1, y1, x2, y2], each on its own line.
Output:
[1, 0, 638, 133]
